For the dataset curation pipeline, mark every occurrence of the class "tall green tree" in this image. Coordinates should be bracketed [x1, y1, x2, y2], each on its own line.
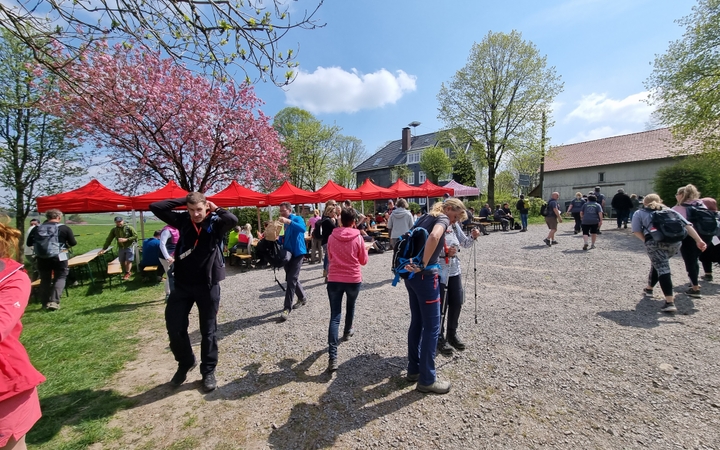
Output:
[273, 107, 339, 191]
[0, 29, 85, 256]
[419, 147, 452, 184]
[646, 0, 720, 157]
[437, 30, 563, 206]
[435, 129, 477, 186]
[330, 135, 367, 188]
[390, 164, 412, 183]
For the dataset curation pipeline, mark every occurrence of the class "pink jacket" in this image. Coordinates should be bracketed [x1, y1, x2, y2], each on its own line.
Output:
[327, 227, 368, 283]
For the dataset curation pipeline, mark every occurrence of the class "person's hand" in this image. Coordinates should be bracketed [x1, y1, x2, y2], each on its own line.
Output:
[206, 201, 218, 212]
[447, 247, 458, 257]
[471, 228, 480, 239]
[98, 249, 105, 255]
[697, 240, 708, 251]
[167, 256, 175, 264]
[118, 238, 127, 243]
[558, 217, 563, 223]
[404, 263, 423, 273]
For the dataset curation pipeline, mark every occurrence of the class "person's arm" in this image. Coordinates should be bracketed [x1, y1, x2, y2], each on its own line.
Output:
[26, 227, 35, 247]
[63, 225, 77, 247]
[555, 206, 562, 221]
[159, 230, 172, 261]
[150, 198, 187, 228]
[0, 270, 29, 342]
[102, 228, 116, 250]
[210, 201, 239, 235]
[454, 222, 475, 248]
[357, 234, 369, 266]
[421, 222, 446, 267]
[126, 226, 138, 244]
[686, 225, 708, 251]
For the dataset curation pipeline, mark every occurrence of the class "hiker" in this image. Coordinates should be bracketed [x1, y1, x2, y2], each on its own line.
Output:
[308, 209, 323, 264]
[403, 197, 467, 395]
[23, 218, 40, 280]
[99, 216, 138, 280]
[437, 217, 481, 355]
[629, 194, 641, 221]
[698, 197, 718, 281]
[516, 195, 529, 232]
[566, 192, 586, 234]
[0, 220, 46, 450]
[631, 193, 706, 313]
[150, 193, 238, 392]
[138, 230, 164, 281]
[158, 224, 179, 300]
[611, 188, 633, 229]
[543, 192, 562, 246]
[277, 202, 309, 322]
[26, 209, 76, 311]
[387, 198, 414, 249]
[593, 186, 606, 234]
[580, 194, 603, 250]
[325, 207, 369, 372]
[501, 203, 515, 229]
[318, 205, 338, 282]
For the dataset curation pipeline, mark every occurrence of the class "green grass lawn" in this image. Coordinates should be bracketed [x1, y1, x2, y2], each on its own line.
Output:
[21, 227, 166, 449]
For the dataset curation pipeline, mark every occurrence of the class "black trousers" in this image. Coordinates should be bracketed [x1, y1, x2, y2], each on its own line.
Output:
[37, 257, 68, 306]
[439, 274, 464, 338]
[165, 282, 220, 375]
[571, 212, 582, 232]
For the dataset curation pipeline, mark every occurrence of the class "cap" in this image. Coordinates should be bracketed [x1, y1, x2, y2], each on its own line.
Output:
[114, 216, 123, 222]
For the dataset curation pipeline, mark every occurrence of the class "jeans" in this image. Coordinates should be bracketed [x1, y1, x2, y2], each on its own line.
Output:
[166, 283, 220, 375]
[520, 213, 528, 230]
[322, 244, 329, 271]
[405, 270, 441, 386]
[283, 254, 306, 311]
[37, 257, 68, 306]
[327, 282, 361, 360]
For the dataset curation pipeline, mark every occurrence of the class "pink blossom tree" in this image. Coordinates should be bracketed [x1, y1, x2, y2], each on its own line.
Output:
[44, 42, 286, 193]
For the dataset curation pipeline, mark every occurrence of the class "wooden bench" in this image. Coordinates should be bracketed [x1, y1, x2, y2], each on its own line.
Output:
[230, 253, 253, 271]
[106, 257, 122, 286]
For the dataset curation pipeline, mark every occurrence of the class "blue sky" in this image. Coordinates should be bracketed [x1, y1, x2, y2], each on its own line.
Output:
[249, 0, 695, 158]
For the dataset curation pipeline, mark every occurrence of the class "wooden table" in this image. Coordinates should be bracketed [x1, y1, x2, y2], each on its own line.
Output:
[68, 248, 105, 284]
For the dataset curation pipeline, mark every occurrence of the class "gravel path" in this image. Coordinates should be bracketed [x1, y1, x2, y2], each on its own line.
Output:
[103, 223, 720, 449]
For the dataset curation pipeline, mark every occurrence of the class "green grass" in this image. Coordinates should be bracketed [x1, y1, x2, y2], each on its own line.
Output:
[21, 230, 166, 449]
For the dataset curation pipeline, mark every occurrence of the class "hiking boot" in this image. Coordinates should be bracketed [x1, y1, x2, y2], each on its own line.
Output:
[416, 379, 451, 394]
[46, 301, 59, 311]
[406, 373, 419, 382]
[543, 238, 551, 247]
[327, 358, 338, 372]
[520, 229, 527, 232]
[202, 372, 217, 392]
[341, 328, 354, 341]
[660, 302, 677, 313]
[551, 240, 559, 245]
[703, 273, 713, 281]
[170, 361, 197, 386]
[643, 288, 654, 296]
[279, 309, 290, 322]
[686, 288, 702, 298]
[583, 244, 588, 251]
[597, 230, 602, 235]
[292, 297, 307, 309]
[448, 334, 466, 351]
[437, 338, 453, 356]
[123, 272, 131, 281]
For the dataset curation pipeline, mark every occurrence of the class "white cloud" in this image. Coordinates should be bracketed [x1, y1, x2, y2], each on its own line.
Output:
[566, 92, 653, 124]
[284, 67, 417, 114]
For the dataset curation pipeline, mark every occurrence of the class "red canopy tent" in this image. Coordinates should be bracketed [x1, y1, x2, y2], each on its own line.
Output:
[266, 181, 317, 205]
[36, 179, 133, 213]
[207, 181, 269, 207]
[130, 180, 189, 211]
[355, 179, 395, 200]
[388, 179, 424, 198]
[314, 180, 363, 203]
[418, 180, 454, 197]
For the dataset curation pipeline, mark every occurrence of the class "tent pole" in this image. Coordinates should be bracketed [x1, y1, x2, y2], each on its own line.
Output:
[256, 207, 262, 233]
[132, 210, 141, 271]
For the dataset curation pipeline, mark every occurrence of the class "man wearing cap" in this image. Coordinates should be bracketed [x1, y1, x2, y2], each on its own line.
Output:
[610, 188, 633, 229]
[99, 216, 138, 280]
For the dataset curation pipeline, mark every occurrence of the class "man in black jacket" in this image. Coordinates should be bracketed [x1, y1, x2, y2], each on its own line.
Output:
[150, 193, 238, 392]
[610, 188, 634, 229]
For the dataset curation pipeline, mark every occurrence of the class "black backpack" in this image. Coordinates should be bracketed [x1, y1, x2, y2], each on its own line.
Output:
[312, 217, 324, 239]
[539, 203, 549, 217]
[33, 223, 62, 259]
[391, 215, 436, 286]
[686, 205, 718, 236]
[647, 208, 687, 243]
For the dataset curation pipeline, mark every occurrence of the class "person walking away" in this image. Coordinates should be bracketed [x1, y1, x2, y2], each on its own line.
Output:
[0, 220, 46, 450]
[325, 207, 369, 372]
[632, 193, 706, 313]
[26, 209, 76, 311]
[319, 206, 338, 282]
[437, 219, 480, 355]
[99, 216, 138, 280]
[566, 192, 585, 234]
[403, 198, 467, 395]
[277, 202, 308, 321]
[158, 224, 179, 301]
[544, 192, 562, 246]
[516, 195, 530, 232]
[138, 230, 164, 282]
[387, 198, 414, 249]
[580, 195, 603, 250]
[629, 194, 641, 221]
[672, 184, 714, 298]
[23, 218, 39, 281]
[611, 189, 633, 229]
[309, 209, 323, 264]
[593, 186, 606, 234]
[150, 193, 238, 392]
[698, 197, 718, 281]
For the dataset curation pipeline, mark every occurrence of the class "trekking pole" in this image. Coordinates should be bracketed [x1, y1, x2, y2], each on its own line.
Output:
[439, 282, 450, 341]
[473, 238, 478, 324]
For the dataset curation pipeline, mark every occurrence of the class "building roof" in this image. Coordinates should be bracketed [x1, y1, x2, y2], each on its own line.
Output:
[354, 130, 440, 172]
[545, 127, 687, 172]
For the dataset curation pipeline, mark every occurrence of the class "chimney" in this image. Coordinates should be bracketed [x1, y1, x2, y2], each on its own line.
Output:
[401, 127, 411, 152]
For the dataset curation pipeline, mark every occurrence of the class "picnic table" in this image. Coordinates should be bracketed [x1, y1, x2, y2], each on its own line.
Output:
[68, 248, 106, 285]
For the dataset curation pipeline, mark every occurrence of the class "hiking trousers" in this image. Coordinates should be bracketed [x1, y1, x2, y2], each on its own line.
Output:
[37, 257, 68, 306]
[165, 282, 220, 376]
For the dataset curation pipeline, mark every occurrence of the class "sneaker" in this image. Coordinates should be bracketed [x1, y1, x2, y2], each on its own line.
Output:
[643, 288, 654, 295]
[170, 361, 197, 386]
[123, 272, 131, 281]
[520, 229, 527, 232]
[46, 301, 59, 311]
[292, 298, 307, 309]
[543, 238, 551, 247]
[551, 240, 558, 245]
[597, 230, 602, 235]
[447, 335, 466, 351]
[437, 338, 453, 356]
[406, 373, 419, 382]
[341, 329, 354, 341]
[416, 379, 451, 394]
[279, 309, 290, 322]
[660, 302, 677, 313]
[327, 358, 338, 372]
[583, 244, 588, 251]
[703, 273, 713, 281]
[202, 372, 217, 392]
[686, 288, 702, 298]
[590, 244, 596, 249]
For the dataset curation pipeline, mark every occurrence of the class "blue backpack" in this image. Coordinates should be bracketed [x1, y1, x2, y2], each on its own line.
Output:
[391, 215, 441, 286]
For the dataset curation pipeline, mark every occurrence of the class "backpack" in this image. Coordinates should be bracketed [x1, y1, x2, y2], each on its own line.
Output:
[312, 217, 324, 239]
[162, 225, 179, 244]
[34, 223, 62, 259]
[539, 203, 549, 217]
[686, 205, 718, 236]
[391, 215, 439, 286]
[646, 208, 687, 243]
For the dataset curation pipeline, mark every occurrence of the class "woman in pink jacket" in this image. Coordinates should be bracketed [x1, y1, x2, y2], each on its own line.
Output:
[325, 207, 369, 372]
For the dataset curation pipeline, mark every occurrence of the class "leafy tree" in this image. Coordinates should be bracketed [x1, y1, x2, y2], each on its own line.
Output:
[494, 170, 517, 197]
[391, 164, 412, 183]
[45, 42, 285, 193]
[0, 1, 324, 86]
[0, 29, 84, 253]
[419, 147, 452, 184]
[653, 156, 720, 204]
[331, 135, 367, 188]
[646, 0, 720, 156]
[273, 107, 338, 191]
[437, 30, 563, 206]
[435, 129, 476, 186]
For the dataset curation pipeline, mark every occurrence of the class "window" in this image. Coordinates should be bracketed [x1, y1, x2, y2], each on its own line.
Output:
[419, 197, 427, 205]
[406, 171, 415, 185]
[407, 152, 420, 164]
[390, 169, 397, 181]
[598, 172, 605, 182]
[444, 147, 451, 158]
[372, 158, 383, 167]
[418, 171, 426, 183]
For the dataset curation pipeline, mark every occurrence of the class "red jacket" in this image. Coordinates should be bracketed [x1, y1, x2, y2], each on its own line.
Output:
[0, 259, 45, 402]
[327, 228, 368, 283]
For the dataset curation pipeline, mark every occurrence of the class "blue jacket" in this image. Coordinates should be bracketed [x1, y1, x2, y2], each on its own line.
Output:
[281, 214, 307, 257]
[140, 238, 162, 266]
